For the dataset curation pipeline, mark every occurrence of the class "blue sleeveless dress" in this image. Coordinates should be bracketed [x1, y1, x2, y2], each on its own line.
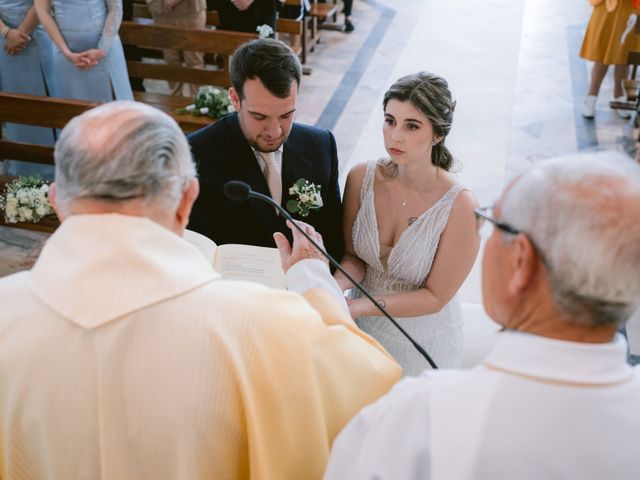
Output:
[0, 0, 56, 176]
[50, 0, 132, 102]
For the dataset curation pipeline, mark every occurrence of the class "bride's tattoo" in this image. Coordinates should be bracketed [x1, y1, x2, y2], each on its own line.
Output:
[408, 217, 418, 226]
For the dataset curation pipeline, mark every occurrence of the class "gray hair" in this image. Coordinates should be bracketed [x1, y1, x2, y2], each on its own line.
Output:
[500, 152, 640, 327]
[54, 101, 196, 211]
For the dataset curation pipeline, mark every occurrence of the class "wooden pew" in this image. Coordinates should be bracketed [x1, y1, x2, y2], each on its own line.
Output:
[129, 3, 306, 64]
[0, 92, 97, 167]
[0, 92, 97, 232]
[204, 10, 306, 63]
[119, 20, 255, 132]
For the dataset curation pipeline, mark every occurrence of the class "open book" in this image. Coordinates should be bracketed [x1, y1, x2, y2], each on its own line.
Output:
[184, 229, 286, 289]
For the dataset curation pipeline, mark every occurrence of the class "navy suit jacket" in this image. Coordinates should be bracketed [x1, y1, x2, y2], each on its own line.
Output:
[188, 113, 345, 262]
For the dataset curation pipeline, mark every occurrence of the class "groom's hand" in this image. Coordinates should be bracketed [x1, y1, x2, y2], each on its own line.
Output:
[274, 220, 329, 272]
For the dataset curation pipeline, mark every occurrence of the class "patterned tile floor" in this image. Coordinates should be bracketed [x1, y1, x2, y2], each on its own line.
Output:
[1, 0, 638, 284]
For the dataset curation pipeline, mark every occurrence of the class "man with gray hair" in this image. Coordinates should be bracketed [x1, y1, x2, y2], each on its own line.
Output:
[324, 152, 640, 479]
[0, 102, 401, 479]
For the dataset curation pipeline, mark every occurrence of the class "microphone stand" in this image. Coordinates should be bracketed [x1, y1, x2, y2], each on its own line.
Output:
[241, 187, 438, 369]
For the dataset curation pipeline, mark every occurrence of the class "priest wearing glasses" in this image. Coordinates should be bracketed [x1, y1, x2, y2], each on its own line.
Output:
[324, 152, 640, 480]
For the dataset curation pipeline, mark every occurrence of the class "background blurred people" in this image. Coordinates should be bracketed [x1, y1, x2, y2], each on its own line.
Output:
[325, 152, 640, 479]
[335, 72, 479, 374]
[214, 0, 276, 34]
[146, 0, 206, 96]
[34, 0, 133, 102]
[0, 0, 56, 177]
[342, 0, 353, 32]
[580, 0, 640, 118]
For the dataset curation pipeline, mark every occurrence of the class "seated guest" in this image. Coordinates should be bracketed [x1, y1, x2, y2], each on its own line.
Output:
[318, 0, 353, 32]
[342, 0, 354, 32]
[0, 101, 401, 479]
[324, 152, 640, 479]
[214, 0, 276, 34]
[146, 0, 207, 96]
[189, 38, 344, 261]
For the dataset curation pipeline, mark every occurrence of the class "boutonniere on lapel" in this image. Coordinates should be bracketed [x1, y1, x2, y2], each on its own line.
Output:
[287, 178, 323, 217]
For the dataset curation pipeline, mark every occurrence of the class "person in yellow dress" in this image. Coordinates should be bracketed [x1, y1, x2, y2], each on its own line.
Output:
[580, 0, 640, 118]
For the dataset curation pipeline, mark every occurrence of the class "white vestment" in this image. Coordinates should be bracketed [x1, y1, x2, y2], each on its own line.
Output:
[0, 214, 401, 480]
[324, 330, 640, 480]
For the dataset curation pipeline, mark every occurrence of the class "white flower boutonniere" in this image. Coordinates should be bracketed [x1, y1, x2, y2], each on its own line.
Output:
[287, 178, 323, 217]
[0, 176, 55, 224]
[256, 24, 274, 39]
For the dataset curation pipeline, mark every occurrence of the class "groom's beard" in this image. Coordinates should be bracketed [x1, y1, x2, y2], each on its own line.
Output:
[238, 117, 291, 153]
[247, 132, 289, 153]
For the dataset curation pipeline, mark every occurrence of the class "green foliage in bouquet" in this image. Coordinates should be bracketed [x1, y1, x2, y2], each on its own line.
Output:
[0, 175, 56, 224]
[176, 86, 234, 119]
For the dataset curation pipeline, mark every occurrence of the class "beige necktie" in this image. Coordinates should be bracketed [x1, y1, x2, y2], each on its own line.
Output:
[260, 151, 282, 207]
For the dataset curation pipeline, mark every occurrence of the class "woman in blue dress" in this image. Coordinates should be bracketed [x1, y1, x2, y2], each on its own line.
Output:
[0, 0, 56, 176]
[34, 0, 133, 102]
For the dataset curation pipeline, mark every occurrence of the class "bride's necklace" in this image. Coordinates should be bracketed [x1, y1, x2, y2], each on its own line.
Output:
[395, 178, 423, 207]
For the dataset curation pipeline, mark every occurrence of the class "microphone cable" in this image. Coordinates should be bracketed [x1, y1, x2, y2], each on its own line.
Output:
[224, 180, 438, 369]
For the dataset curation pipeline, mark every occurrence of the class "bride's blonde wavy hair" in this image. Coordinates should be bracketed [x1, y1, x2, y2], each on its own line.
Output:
[381, 71, 456, 175]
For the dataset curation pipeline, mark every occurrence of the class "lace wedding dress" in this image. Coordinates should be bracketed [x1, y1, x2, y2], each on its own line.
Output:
[351, 161, 464, 375]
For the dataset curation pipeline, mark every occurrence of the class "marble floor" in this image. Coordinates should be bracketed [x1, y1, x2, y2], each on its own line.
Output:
[1, 0, 638, 301]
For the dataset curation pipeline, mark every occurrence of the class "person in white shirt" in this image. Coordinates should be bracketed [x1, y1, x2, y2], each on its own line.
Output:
[0, 101, 401, 479]
[324, 151, 640, 480]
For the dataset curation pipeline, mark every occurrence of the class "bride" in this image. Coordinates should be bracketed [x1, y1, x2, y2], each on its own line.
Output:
[335, 72, 479, 375]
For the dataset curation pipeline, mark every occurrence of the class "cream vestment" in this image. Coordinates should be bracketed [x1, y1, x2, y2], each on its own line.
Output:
[0, 214, 401, 479]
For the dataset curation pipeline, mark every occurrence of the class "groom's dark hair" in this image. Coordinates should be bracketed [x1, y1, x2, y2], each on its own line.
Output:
[230, 38, 302, 100]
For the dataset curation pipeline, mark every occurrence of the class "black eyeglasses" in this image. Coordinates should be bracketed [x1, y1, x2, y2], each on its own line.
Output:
[474, 206, 520, 238]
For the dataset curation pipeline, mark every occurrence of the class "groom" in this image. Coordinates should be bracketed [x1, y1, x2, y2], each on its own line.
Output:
[188, 39, 344, 261]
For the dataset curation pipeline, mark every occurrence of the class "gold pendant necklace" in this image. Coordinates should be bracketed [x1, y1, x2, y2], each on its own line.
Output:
[396, 179, 422, 207]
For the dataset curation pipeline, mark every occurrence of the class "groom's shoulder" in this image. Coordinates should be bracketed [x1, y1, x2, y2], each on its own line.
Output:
[290, 122, 334, 146]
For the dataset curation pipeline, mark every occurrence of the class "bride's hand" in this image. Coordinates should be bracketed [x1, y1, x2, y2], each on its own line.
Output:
[347, 298, 365, 319]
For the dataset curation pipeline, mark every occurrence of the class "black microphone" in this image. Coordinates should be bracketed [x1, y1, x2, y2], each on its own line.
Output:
[224, 180, 438, 369]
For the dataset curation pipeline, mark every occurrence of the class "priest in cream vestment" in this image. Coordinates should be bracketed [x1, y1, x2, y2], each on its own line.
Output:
[0, 102, 402, 480]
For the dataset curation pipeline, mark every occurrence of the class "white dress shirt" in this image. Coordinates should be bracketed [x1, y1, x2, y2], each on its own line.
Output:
[324, 330, 640, 480]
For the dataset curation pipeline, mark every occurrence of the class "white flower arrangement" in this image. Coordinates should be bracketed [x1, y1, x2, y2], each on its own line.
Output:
[176, 85, 235, 119]
[0, 176, 55, 224]
[287, 178, 323, 217]
[256, 24, 274, 39]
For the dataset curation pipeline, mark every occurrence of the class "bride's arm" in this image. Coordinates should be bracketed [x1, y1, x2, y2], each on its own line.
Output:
[334, 163, 367, 292]
[348, 190, 480, 318]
